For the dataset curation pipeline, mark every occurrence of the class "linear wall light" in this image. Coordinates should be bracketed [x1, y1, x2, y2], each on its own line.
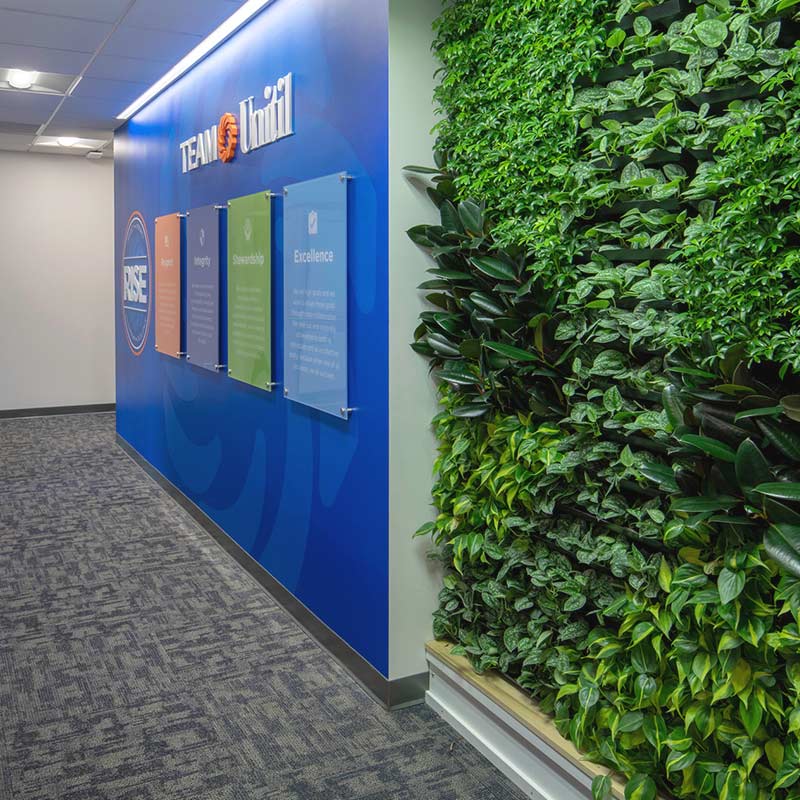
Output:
[116, 0, 276, 121]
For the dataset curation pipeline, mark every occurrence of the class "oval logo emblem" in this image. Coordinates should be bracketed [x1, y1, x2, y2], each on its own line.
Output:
[120, 210, 152, 356]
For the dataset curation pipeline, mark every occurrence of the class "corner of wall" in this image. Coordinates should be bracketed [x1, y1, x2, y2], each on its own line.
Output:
[387, 0, 443, 681]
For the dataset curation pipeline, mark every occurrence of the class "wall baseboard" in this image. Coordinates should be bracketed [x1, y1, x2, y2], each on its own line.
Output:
[0, 403, 116, 420]
[115, 432, 427, 710]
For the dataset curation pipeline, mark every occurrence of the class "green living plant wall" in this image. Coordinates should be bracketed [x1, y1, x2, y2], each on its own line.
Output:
[410, 0, 800, 798]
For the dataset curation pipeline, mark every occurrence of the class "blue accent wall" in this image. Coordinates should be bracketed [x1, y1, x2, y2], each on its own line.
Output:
[114, 0, 390, 674]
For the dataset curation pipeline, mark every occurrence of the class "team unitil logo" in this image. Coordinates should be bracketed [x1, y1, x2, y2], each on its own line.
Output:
[120, 211, 152, 356]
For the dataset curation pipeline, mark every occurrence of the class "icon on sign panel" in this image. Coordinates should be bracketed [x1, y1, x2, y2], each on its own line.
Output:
[308, 210, 318, 235]
[199, 228, 206, 247]
[244, 217, 253, 242]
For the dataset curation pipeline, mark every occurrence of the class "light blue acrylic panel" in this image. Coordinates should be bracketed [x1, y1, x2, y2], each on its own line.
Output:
[283, 173, 349, 419]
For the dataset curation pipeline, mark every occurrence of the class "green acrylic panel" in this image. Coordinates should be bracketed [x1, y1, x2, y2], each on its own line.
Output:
[227, 191, 272, 390]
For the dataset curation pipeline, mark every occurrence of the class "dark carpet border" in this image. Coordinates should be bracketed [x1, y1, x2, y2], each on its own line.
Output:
[0, 403, 116, 420]
[115, 432, 428, 710]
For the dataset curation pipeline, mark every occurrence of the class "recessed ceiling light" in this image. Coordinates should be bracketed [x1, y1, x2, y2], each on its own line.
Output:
[117, 0, 275, 120]
[57, 137, 79, 147]
[8, 69, 37, 90]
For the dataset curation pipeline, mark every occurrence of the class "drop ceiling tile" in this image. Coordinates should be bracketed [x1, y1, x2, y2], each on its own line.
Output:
[0, 9, 111, 53]
[0, 132, 34, 151]
[0, 91, 60, 114]
[48, 112, 121, 131]
[0, 1, 132, 23]
[124, 0, 246, 35]
[86, 53, 170, 84]
[71, 76, 148, 103]
[101, 25, 201, 62]
[59, 95, 125, 118]
[0, 43, 88, 74]
[0, 108, 53, 127]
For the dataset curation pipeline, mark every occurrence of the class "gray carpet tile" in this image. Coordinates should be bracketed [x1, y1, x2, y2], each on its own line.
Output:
[0, 413, 525, 800]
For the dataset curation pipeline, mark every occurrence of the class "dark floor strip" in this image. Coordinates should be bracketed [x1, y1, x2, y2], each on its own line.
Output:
[0, 403, 116, 420]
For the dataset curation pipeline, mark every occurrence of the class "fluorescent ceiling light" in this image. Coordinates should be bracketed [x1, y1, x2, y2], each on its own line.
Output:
[117, 0, 274, 121]
[35, 136, 107, 150]
[8, 69, 37, 90]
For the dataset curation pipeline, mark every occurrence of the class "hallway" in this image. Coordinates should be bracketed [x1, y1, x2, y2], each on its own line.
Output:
[0, 413, 522, 800]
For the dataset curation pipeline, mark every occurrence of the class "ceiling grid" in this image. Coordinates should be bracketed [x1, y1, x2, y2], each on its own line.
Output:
[0, 0, 244, 155]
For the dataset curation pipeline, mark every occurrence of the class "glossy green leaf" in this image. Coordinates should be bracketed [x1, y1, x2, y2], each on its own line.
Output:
[671, 496, 738, 513]
[435, 366, 480, 386]
[766, 739, 785, 771]
[730, 658, 751, 693]
[592, 775, 612, 800]
[458, 200, 484, 234]
[740, 697, 764, 738]
[482, 341, 537, 362]
[403, 164, 441, 175]
[618, 711, 644, 733]
[782, 396, 800, 422]
[667, 748, 697, 773]
[695, 19, 728, 48]
[755, 483, 800, 502]
[679, 434, 737, 463]
[469, 292, 505, 316]
[624, 774, 656, 800]
[469, 256, 517, 282]
[765, 524, 800, 578]
[758, 420, 800, 462]
[734, 406, 782, 421]
[662, 384, 685, 430]
[718, 568, 746, 605]
[642, 715, 667, 756]
[774, 761, 800, 790]
[735, 439, 771, 492]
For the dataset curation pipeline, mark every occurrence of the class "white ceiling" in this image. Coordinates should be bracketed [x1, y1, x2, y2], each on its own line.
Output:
[0, 0, 245, 156]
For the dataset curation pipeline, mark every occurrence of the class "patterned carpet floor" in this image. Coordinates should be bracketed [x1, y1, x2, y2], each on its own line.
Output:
[0, 413, 524, 800]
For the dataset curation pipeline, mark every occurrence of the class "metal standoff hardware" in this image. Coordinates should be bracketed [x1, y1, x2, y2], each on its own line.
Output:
[186, 354, 191, 360]
[265, 381, 279, 389]
[177, 351, 187, 357]
[340, 406, 356, 418]
[339, 172, 353, 182]
[214, 204, 225, 210]
[214, 364, 227, 370]
[283, 387, 289, 396]
[283, 188, 289, 196]
[177, 213, 187, 218]
[265, 191, 278, 198]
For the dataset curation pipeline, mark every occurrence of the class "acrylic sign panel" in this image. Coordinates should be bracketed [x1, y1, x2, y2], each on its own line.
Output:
[283, 173, 349, 418]
[154, 213, 182, 358]
[186, 205, 221, 372]
[227, 192, 271, 390]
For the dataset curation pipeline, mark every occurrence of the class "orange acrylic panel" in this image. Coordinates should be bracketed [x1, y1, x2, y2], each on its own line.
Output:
[154, 213, 182, 358]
